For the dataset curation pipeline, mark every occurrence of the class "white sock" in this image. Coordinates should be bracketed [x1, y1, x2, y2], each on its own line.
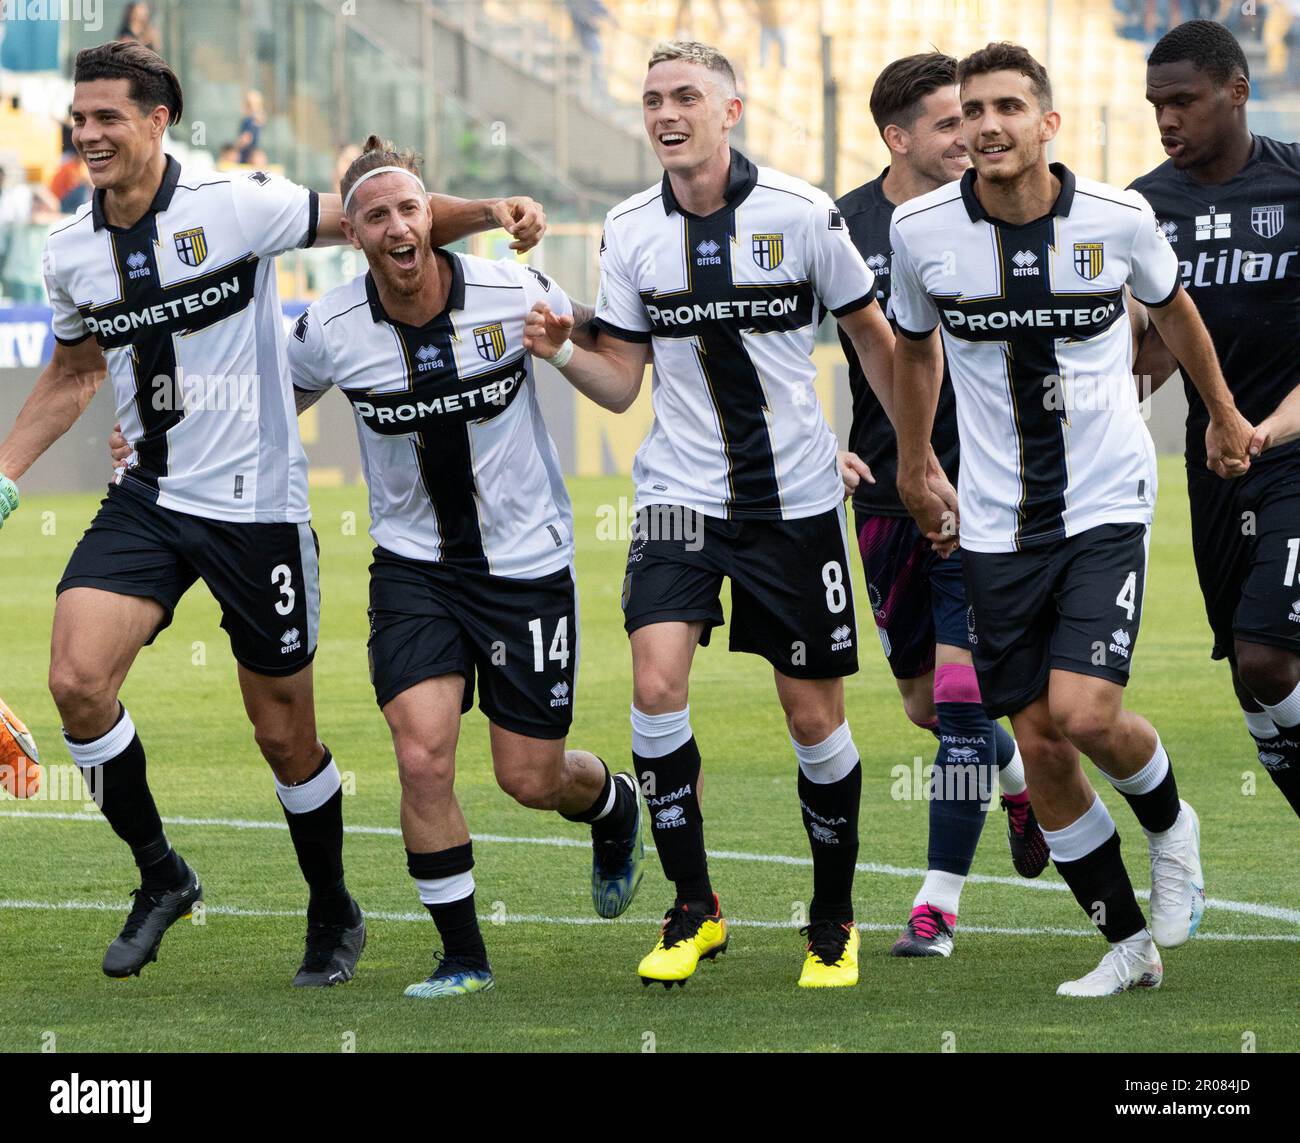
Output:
[1243, 709, 1279, 740]
[415, 870, 475, 906]
[791, 720, 859, 784]
[998, 746, 1027, 796]
[913, 870, 965, 917]
[630, 704, 693, 758]
[1042, 795, 1116, 863]
[1262, 680, 1300, 731]
[1102, 736, 1169, 796]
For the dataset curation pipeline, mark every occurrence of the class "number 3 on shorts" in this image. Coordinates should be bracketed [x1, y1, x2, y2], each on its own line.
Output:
[1116, 570, 1137, 621]
[272, 563, 296, 616]
[822, 560, 847, 614]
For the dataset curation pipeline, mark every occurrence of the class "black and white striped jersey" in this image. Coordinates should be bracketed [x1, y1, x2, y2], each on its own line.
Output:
[42, 155, 317, 523]
[289, 251, 575, 579]
[889, 163, 1180, 553]
[593, 148, 876, 521]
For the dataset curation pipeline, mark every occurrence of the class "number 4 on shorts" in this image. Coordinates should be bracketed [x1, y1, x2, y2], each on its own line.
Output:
[1116, 570, 1137, 621]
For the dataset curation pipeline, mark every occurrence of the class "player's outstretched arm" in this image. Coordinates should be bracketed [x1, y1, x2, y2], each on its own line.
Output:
[1145, 288, 1253, 479]
[1250, 384, 1300, 456]
[893, 328, 958, 555]
[524, 301, 648, 413]
[0, 337, 107, 523]
[314, 192, 547, 252]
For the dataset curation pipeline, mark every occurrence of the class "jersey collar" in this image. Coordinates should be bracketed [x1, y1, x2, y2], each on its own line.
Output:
[91, 152, 182, 231]
[660, 147, 759, 218]
[959, 161, 1076, 225]
[364, 248, 465, 326]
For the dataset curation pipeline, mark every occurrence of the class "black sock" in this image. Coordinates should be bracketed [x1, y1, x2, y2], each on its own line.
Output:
[1252, 728, 1300, 816]
[560, 758, 637, 840]
[277, 748, 351, 925]
[635, 736, 711, 907]
[408, 843, 489, 970]
[1053, 832, 1147, 942]
[798, 761, 861, 924]
[1112, 754, 1181, 834]
[929, 701, 996, 876]
[67, 708, 185, 891]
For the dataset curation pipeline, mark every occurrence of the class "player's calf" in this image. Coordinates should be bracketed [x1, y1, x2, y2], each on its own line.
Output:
[1235, 645, 1300, 815]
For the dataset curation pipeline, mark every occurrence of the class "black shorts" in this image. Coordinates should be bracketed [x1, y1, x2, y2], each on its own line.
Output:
[961, 523, 1150, 718]
[620, 503, 858, 679]
[367, 547, 578, 739]
[855, 511, 971, 679]
[1187, 461, 1300, 662]
[58, 482, 320, 676]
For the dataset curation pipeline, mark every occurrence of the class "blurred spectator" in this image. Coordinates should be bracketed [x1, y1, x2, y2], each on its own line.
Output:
[0, 166, 60, 302]
[754, 0, 787, 68]
[567, 0, 610, 98]
[246, 147, 269, 169]
[117, 3, 161, 52]
[675, 0, 727, 40]
[237, 91, 265, 164]
[217, 142, 240, 167]
[49, 152, 91, 214]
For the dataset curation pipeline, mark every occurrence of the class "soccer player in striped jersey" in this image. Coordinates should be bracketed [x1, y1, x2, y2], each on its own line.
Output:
[526, 41, 906, 990]
[284, 138, 643, 998]
[0, 41, 545, 987]
[836, 53, 1048, 960]
[1130, 20, 1300, 819]
[890, 42, 1254, 996]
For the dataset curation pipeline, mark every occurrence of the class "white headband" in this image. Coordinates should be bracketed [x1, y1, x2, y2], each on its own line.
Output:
[342, 165, 427, 213]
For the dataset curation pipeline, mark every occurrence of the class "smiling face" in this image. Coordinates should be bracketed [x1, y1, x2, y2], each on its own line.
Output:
[642, 57, 741, 177]
[896, 86, 970, 185]
[70, 77, 168, 193]
[1144, 59, 1247, 171]
[341, 172, 434, 299]
[960, 69, 1058, 185]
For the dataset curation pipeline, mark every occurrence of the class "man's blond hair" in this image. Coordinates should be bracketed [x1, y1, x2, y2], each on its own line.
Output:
[647, 41, 737, 96]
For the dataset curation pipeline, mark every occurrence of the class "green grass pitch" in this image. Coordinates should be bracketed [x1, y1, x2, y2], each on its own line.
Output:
[1, 457, 1297, 1053]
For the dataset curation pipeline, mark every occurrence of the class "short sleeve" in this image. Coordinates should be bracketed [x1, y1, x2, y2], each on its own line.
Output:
[887, 216, 939, 338]
[230, 170, 319, 260]
[592, 217, 652, 343]
[1126, 191, 1180, 307]
[287, 306, 334, 393]
[42, 244, 91, 345]
[518, 262, 573, 324]
[808, 193, 875, 317]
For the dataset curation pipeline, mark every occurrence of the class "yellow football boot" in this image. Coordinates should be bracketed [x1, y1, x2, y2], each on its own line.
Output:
[637, 895, 728, 988]
[797, 920, 860, 988]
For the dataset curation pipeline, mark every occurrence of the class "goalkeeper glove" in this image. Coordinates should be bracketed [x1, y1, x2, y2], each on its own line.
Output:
[0, 473, 19, 529]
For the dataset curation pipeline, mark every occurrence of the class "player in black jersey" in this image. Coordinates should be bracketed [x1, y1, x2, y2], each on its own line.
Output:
[835, 53, 1047, 959]
[1131, 20, 1300, 818]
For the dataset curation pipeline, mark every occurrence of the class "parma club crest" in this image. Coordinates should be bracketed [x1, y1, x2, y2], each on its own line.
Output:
[173, 227, 208, 268]
[1073, 241, 1104, 281]
[752, 233, 784, 271]
[474, 321, 507, 362]
[1251, 204, 1284, 240]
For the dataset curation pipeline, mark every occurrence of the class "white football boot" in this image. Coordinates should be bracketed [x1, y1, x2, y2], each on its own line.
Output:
[1057, 932, 1163, 997]
[1146, 799, 1206, 948]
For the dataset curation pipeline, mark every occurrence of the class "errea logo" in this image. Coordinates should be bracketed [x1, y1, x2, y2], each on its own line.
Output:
[281, 628, 302, 654]
[1288, 598, 1300, 624]
[125, 251, 150, 279]
[830, 624, 853, 651]
[415, 344, 443, 372]
[1109, 628, 1131, 658]
[695, 238, 722, 266]
[655, 804, 685, 827]
[1011, 249, 1039, 276]
[549, 680, 570, 707]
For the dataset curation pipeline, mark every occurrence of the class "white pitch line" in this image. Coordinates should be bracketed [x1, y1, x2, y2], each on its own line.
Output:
[3, 898, 1298, 942]
[4, 808, 1299, 927]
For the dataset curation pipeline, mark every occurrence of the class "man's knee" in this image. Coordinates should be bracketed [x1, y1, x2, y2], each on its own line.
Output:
[633, 666, 689, 715]
[901, 690, 938, 731]
[395, 738, 456, 800]
[48, 660, 117, 728]
[1235, 641, 1300, 705]
[497, 764, 562, 810]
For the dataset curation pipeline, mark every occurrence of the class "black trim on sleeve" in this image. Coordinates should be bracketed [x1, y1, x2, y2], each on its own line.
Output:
[830, 291, 875, 319]
[1133, 279, 1181, 309]
[591, 316, 652, 344]
[53, 329, 93, 347]
[304, 189, 320, 249]
[897, 324, 937, 341]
